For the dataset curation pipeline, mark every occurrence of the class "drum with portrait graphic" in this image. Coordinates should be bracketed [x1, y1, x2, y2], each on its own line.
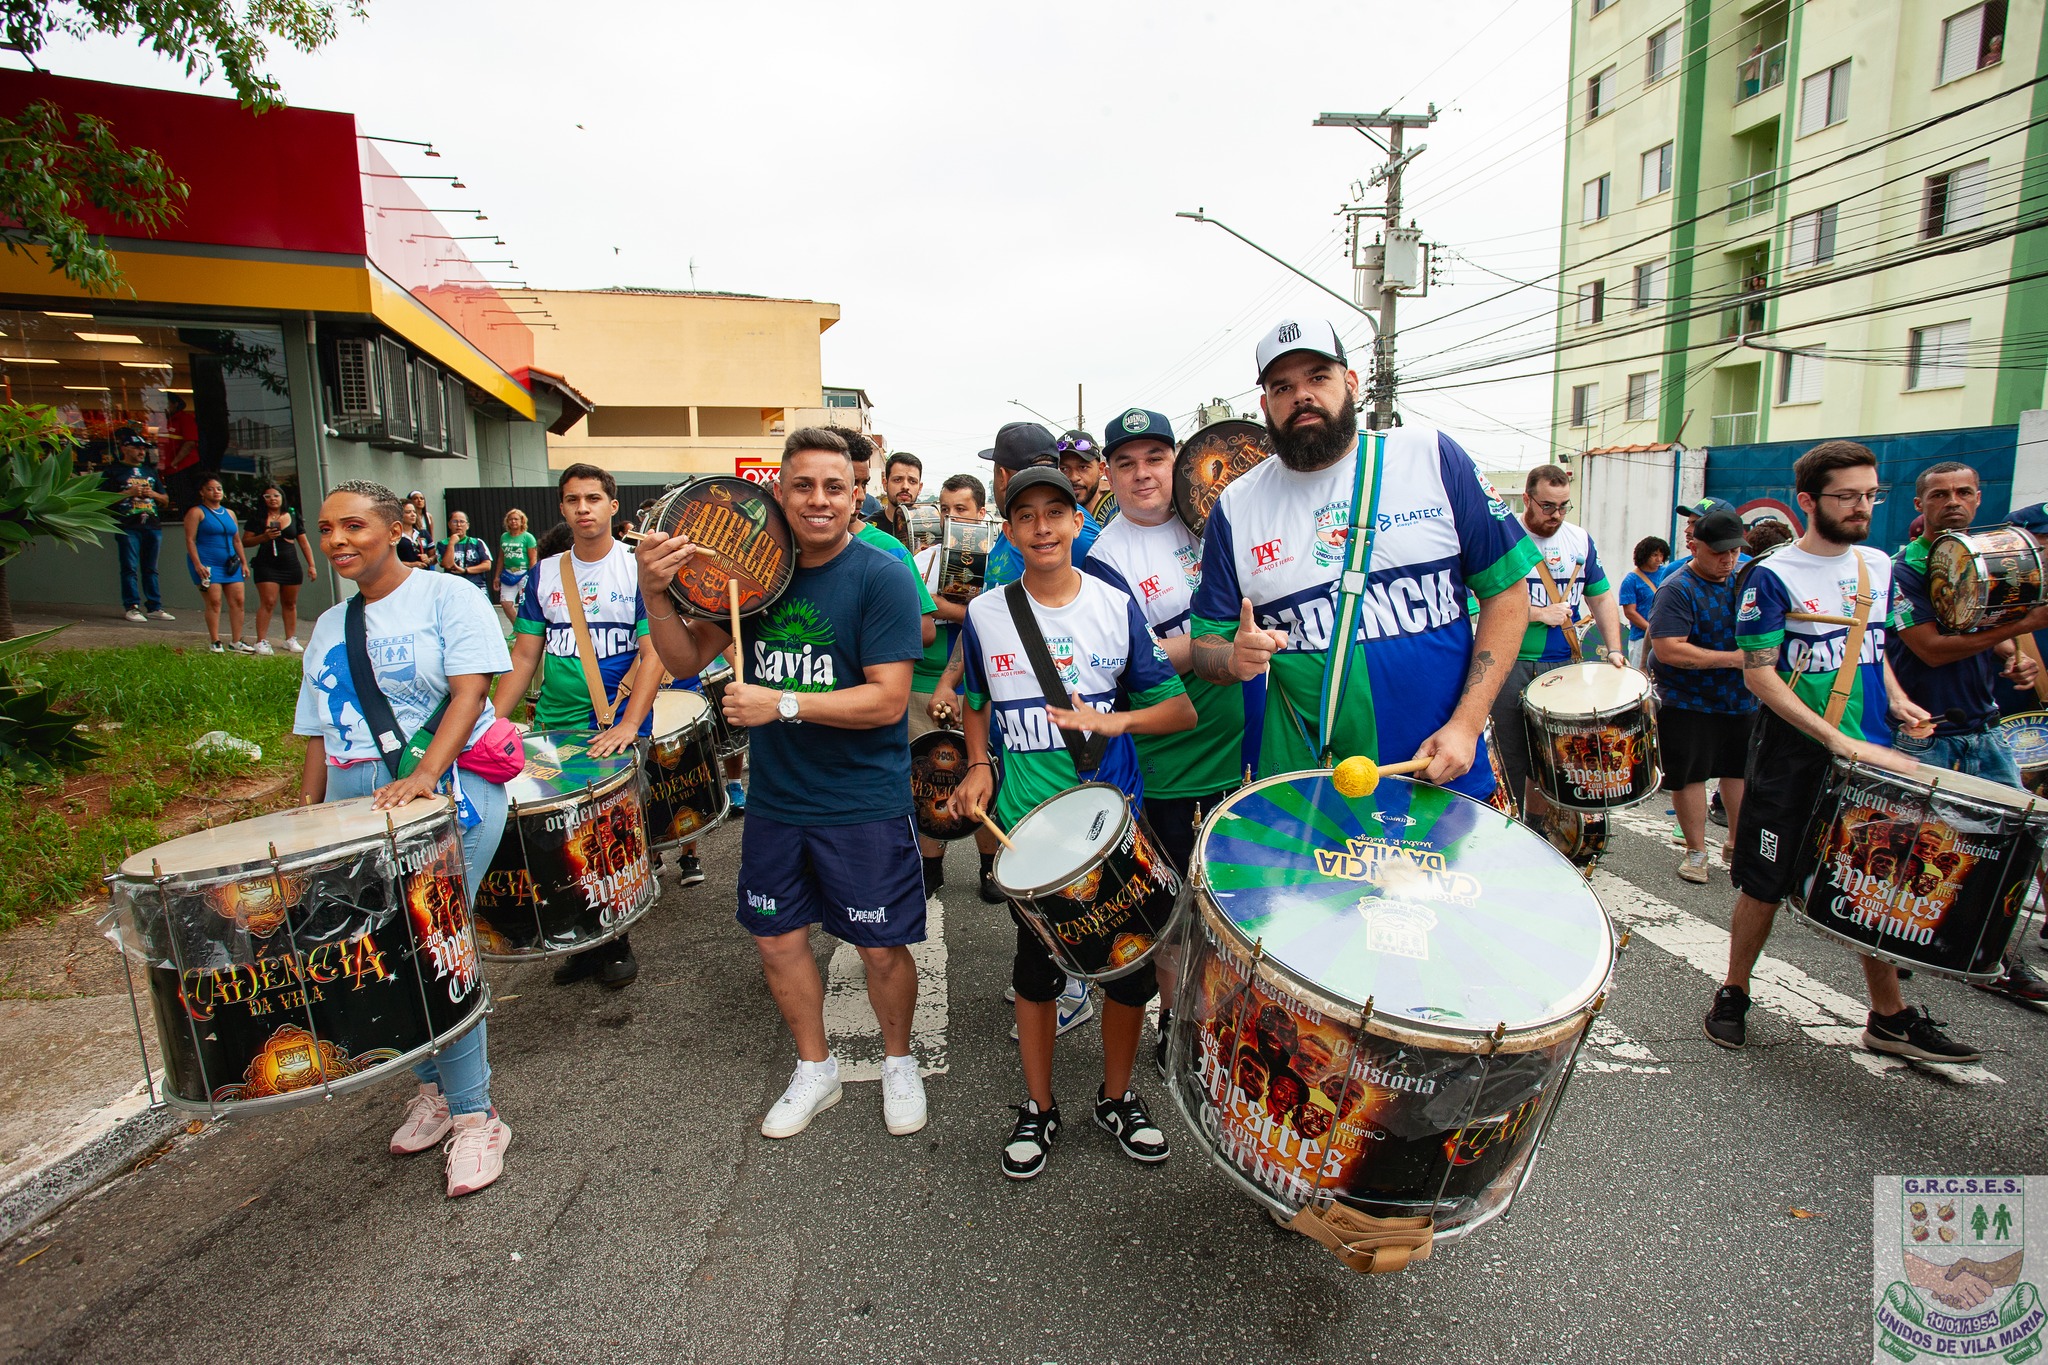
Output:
[993, 783, 1181, 980]
[1520, 662, 1661, 812]
[642, 690, 729, 851]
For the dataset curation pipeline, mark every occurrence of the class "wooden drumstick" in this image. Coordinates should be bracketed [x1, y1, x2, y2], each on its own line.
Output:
[973, 807, 1016, 852]
[1785, 610, 1860, 626]
[728, 577, 743, 655]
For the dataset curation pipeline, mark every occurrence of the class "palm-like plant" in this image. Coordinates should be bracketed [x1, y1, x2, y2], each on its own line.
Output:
[0, 403, 121, 638]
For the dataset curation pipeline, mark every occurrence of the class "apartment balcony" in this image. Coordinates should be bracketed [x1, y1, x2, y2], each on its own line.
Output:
[1729, 169, 1777, 223]
[1736, 41, 1786, 103]
[1710, 411, 1759, 446]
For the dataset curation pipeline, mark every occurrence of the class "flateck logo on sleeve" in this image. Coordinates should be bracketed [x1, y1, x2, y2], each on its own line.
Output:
[754, 597, 838, 692]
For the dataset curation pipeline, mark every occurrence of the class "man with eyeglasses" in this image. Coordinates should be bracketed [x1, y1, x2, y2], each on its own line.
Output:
[1706, 440, 1981, 1065]
[1059, 429, 1118, 526]
[1485, 464, 1627, 809]
[1887, 461, 2048, 1005]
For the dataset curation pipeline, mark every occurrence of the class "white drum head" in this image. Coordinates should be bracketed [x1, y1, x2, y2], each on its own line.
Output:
[1912, 762, 2047, 812]
[1526, 662, 1652, 717]
[653, 689, 709, 738]
[119, 795, 447, 878]
[997, 786, 1128, 892]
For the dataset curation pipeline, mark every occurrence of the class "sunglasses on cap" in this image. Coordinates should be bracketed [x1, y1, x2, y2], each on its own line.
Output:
[1055, 435, 1097, 456]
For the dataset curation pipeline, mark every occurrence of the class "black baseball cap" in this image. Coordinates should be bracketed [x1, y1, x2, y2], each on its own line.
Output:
[114, 427, 150, 448]
[1056, 429, 1100, 460]
[1000, 465, 1079, 518]
[992, 421, 1060, 471]
[1694, 507, 1746, 552]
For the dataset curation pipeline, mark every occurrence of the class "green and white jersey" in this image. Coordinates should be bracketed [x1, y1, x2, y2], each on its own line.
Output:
[1734, 542, 1896, 744]
[514, 542, 651, 734]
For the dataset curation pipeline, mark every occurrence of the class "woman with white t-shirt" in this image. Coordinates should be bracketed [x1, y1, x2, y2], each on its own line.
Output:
[293, 479, 517, 1198]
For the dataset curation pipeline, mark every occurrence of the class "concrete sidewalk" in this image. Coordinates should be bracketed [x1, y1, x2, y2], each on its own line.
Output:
[12, 600, 305, 652]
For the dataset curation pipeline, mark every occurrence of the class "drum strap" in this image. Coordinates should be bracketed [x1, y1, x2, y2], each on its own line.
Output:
[2018, 633, 2048, 704]
[1822, 551, 1874, 730]
[1285, 1203, 1435, 1274]
[345, 593, 447, 780]
[559, 555, 623, 729]
[1004, 581, 1108, 775]
[1314, 430, 1387, 765]
[1533, 554, 1583, 663]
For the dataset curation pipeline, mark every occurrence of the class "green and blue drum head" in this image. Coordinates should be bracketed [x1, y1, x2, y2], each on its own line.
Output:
[505, 730, 640, 809]
[1998, 711, 2048, 777]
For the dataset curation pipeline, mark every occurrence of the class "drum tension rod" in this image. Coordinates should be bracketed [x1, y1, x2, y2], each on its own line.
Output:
[1486, 1021, 1507, 1055]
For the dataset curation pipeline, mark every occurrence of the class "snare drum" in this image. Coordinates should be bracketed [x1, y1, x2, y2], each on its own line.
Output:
[638, 476, 795, 621]
[1173, 419, 1273, 535]
[1998, 710, 2048, 793]
[699, 658, 748, 757]
[103, 798, 486, 1114]
[905, 502, 943, 555]
[1788, 757, 2048, 981]
[472, 731, 659, 958]
[992, 783, 1182, 980]
[910, 729, 1000, 841]
[934, 517, 998, 602]
[643, 690, 730, 850]
[1170, 771, 1613, 1239]
[1521, 662, 1661, 812]
[1928, 526, 2047, 632]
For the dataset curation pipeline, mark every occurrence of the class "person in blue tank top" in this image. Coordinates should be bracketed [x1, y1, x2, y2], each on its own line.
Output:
[183, 474, 248, 654]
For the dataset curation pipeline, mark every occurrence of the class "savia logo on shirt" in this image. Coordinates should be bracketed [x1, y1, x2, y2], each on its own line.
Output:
[757, 598, 839, 691]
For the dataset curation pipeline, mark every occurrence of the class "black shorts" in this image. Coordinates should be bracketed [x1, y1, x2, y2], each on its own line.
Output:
[251, 556, 302, 586]
[1729, 709, 1831, 904]
[1659, 708, 1755, 790]
[1010, 910, 1157, 1008]
[1141, 790, 1237, 883]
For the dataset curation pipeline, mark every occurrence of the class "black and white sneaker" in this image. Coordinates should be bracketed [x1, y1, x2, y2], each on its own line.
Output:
[1153, 1008, 1173, 1079]
[1703, 984, 1750, 1049]
[1001, 1100, 1060, 1180]
[672, 853, 705, 887]
[1863, 1007, 1982, 1064]
[1093, 1087, 1169, 1163]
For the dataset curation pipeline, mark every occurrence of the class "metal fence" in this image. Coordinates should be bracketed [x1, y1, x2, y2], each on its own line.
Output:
[438, 482, 689, 542]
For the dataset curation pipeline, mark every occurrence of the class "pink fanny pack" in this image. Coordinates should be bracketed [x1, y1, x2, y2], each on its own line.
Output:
[455, 718, 526, 784]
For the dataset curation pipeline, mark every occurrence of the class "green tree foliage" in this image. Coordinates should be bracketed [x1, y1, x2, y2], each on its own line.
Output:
[0, 1, 364, 292]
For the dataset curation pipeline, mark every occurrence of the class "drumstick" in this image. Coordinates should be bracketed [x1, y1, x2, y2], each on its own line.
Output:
[973, 807, 1017, 852]
[727, 577, 743, 655]
[1785, 610, 1861, 626]
[1332, 755, 1431, 798]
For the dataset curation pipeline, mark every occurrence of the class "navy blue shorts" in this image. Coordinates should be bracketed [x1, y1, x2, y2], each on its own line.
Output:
[736, 812, 927, 947]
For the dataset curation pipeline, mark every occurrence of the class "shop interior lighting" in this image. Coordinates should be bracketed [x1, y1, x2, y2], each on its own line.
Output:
[75, 332, 144, 344]
[3, 357, 58, 364]
[41, 311, 90, 319]
[62, 384, 110, 391]
[119, 361, 172, 369]
[159, 387, 192, 393]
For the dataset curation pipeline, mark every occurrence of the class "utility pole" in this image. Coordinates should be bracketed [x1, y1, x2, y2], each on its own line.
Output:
[1076, 383, 1085, 434]
[1314, 107, 1437, 430]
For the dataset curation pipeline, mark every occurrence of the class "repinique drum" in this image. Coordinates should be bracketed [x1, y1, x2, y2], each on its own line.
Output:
[906, 502, 943, 555]
[910, 729, 1001, 841]
[472, 731, 658, 959]
[1928, 526, 2046, 632]
[1788, 757, 2048, 982]
[993, 783, 1182, 980]
[934, 517, 998, 602]
[1521, 663, 1661, 812]
[638, 476, 795, 621]
[643, 690, 729, 850]
[699, 658, 749, 757]
[1169, 771, 1613, 1237]
[1173, 419, 1273, 535]
[102, 798, 486, 1115]
[1997, 710, 2048, 792]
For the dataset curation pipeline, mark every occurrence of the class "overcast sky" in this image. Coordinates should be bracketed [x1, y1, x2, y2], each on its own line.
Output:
[50, 0, 1575, 489]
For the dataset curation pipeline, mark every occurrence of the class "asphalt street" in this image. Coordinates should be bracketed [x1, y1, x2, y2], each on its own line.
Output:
[3, 799, 2046, 1365]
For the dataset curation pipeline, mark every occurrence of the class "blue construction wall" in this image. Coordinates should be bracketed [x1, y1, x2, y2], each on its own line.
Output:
[1702, 425, 2018, 548]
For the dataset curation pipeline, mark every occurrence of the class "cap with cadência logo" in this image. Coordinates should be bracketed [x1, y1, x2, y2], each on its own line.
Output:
[1255, 317, 1348, 383]
[1103, 407, 1176, 457]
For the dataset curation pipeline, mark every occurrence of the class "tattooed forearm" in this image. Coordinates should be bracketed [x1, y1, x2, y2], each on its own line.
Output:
[1192, 634, 1236, 684]
[1742, 647, 1779, 670]
[1463, 648, 1496, 693]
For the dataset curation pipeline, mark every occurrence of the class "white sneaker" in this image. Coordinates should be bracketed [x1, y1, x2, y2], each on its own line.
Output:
[284, 637, 303, 654]
[761, 1061, 842, 1139]
[148, 609, 175, 621]
[123, 608, 147, 623]
[229, 640, 255, 654]
[252, 640, 274, 656]
[389, 1083, 451, 1154]
[1678, 850, 1709, 884]
[1010, 982, 1097, 1041]
[881, 1057, 927, 1135]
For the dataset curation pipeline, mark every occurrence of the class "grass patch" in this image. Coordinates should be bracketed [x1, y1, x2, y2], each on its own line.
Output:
[0, 644, 309, 930]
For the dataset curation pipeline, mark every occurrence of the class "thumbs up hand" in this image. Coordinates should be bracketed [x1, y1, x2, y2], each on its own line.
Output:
[1229, 597, 1289, 681]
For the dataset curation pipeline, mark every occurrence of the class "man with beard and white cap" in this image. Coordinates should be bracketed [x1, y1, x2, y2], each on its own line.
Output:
[1189, 318, 1537, 798]
[1705, 440, 1980, 1064]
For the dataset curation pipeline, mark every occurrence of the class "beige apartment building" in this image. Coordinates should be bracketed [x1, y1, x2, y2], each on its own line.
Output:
[531, 287, 852, 479]
[1551, 0, 2048, 455]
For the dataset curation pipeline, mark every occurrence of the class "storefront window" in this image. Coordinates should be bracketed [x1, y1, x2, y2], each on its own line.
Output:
[0, 309, 299, 521]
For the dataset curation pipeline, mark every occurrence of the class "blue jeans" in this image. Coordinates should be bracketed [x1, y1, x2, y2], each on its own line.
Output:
[324, 760, 509, 1115]
[1893, 727, 2024, 789]
[115, 524, 162, 611]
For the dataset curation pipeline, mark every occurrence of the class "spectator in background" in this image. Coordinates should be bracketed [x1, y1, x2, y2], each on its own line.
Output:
[243, 483, 315, 655]
[847, 436, 887, 524]
[408, 491, 437, 546]
[439, 511, 494, 594]
[879, 451, 923, 547]
[157, 393, 200, 508]
[1745, 517, 1794, 558]
[1059, 428, 1117, 525]
[1621, 536, 1668, 668]
[103, 428, 172, 624]
[1656, 497, 1740, 584]
[397, 502, 433, 566]
[184, 474, 247, 654]
[497, 508, 538, 628]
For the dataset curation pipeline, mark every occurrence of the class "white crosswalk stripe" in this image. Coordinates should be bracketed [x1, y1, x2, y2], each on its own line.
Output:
[822, 893, 950, 1083]
[1579, 1015, 1670, 1074]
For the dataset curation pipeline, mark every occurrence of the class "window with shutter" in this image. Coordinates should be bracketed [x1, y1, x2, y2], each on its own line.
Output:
[1907, 321, 1969, 389]
[1577, 281, 1607, 326]
[1939, 3, 2005, 84]
[1640, 142, 1673, 199]
[1924, 161, 1989, 237]
[1788, 205, 1838, 268]
[1777, 349, 1824, 404]
[1799, 62, 1850, 136]
[1633, 259, 1668, 309]
[1647, 23, 1681, 82]
[1626, 372, 1659, 421]
[1571, 384, 1600, 426]
[1583, 174, 1611, 223]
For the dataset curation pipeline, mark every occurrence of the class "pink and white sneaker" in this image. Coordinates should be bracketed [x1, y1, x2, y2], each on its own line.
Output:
[443, 1112, 512, 1197]
[389, 1084, 451, 1154]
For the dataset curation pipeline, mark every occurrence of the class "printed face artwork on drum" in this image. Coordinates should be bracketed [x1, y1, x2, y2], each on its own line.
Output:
[1172, 420, 1274, 535]
[1927, 527, 2048, 632]
[995, 785, 1182, 980]
[1520, 663, 1661, 812]
[643, 690, 728, 848]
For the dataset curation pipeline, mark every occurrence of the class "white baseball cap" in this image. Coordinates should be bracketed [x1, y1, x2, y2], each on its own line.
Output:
[1255, 318, 1348, 383]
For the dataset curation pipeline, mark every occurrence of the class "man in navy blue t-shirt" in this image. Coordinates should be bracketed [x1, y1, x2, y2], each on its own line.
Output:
[1649, 508, 1756, 886]
[636, 427, 932, 1144]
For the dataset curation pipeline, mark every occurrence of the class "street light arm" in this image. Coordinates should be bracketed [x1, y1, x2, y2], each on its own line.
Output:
[1174, 210, 1380, 336]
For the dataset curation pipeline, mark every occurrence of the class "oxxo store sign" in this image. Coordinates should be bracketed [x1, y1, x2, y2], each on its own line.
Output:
[735, 457, 780, 484]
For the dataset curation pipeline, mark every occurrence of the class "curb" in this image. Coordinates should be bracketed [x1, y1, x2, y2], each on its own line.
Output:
[0, 1089, 184, 1250]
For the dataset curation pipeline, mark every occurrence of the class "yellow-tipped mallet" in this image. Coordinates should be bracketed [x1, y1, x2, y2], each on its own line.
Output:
[1331, 754, 1432, 798]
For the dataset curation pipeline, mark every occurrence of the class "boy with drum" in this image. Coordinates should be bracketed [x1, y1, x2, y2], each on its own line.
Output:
[1887, 462, 2048, 1004]
[1706, 441, 1981, 1063]
[1083, 407, 1246, 1074]
[634, 428, 932, 1142]
[948, 464, 1196, 1180]
[491, 463, 666, 990]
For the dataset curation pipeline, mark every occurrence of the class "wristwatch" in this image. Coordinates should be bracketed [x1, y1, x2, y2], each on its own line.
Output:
[778, 690, 802, 723]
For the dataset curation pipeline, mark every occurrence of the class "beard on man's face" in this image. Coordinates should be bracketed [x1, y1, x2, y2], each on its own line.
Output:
[1811, 501, 1871, 545]
[1266, 397, 1359, 472]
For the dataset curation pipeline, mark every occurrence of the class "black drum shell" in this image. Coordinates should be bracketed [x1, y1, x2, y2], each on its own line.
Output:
[1521, 691, 1661, 812]
[643, 697, 729, 851]
[999, 793, 1182, 981]
[472, 768, 658, 958]
[910, 730, 999, 841]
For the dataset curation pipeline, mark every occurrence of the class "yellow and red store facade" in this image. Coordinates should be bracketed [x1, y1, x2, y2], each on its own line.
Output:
[0, 70, 580, 616]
